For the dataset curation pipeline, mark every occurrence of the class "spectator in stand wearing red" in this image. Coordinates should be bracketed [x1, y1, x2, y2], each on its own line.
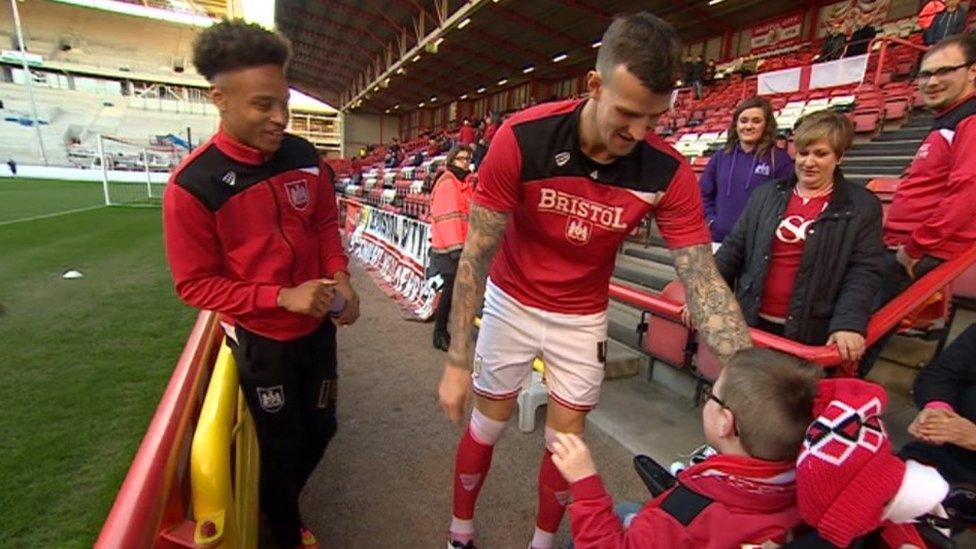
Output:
[430, 145, 475, 351]
[699, 96, 794, 249]
[860, 33, 976, 376]
[473, 112, 501, 167]
[714, 111, 884, 364]
[458, 118, 476, 146]
[925, 0, 967, 46]
[554, 349, 821, 548]
[162, 20, 359, 549]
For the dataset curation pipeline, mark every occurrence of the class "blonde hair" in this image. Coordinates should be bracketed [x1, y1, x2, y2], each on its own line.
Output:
[793, 110, 854, 157]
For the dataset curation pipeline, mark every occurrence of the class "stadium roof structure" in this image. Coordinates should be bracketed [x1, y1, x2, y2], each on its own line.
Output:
[277, 0, 815, 114]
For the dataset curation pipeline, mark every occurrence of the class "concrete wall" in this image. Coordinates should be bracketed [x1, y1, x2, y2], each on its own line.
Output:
[343, 113, 400, 155]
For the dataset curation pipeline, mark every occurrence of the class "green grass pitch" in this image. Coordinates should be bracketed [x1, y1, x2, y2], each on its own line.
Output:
[0, 178, 196, 546]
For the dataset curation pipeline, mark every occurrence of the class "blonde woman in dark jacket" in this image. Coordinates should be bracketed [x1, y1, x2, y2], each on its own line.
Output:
[714, 111, 884, 363]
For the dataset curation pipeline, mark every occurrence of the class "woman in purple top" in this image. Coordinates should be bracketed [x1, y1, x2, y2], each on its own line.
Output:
[700, 96, 794, 246]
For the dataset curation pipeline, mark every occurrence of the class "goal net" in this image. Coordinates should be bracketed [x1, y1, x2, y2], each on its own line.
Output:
[95, 134, 182, 206]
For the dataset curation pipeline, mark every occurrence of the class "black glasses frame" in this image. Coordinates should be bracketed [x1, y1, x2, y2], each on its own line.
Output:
[916, 62, 974, 81]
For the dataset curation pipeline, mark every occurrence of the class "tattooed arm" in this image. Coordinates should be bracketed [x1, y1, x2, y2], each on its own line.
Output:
[672, 244, 752, 363]
[438, 203, 509, 423]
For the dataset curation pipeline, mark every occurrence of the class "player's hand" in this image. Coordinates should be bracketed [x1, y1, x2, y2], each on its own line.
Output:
[908, 407, 952, 441]
[551, 433, 597, 484]
[438, 363, 472, 425]
[331, 273, 361, 327]
[277, 279, 335, 318]
[827, 331, 865, 363]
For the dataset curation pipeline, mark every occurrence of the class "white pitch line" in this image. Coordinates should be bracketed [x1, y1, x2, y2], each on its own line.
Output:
[0, 205, 106, 226]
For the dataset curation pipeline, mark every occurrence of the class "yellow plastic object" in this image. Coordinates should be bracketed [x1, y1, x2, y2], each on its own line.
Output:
[189, 342, 259, 549]
[473, 316, 545, 374]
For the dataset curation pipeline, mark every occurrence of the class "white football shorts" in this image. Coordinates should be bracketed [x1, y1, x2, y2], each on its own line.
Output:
[471, 279, 608, 411]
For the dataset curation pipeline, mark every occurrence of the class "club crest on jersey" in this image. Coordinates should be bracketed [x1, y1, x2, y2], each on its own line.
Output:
[285, 180, 310, 211]
[221, 170, 236, 186]
[565, 217, 592, 244]
[257, 385, 285, 413]
[554, 151, 571, 167]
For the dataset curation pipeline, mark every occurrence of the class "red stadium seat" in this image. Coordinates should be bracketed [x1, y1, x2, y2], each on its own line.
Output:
[640, 281, 692, 369]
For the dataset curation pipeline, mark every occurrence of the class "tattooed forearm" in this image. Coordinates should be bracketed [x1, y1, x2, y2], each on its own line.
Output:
[672, 244, 752, 363]
[447, 204, 509, 370]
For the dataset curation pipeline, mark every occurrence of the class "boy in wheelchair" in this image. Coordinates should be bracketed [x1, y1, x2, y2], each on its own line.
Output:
[552, 349, 951, 548]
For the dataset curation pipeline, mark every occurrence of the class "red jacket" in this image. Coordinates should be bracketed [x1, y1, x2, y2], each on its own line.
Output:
[430, 167, 474, 253]
[458, 124, 476, 146]
[162, 129, 348, 341]
[567, 454, 802, 548]
[884, 94, 976, 260]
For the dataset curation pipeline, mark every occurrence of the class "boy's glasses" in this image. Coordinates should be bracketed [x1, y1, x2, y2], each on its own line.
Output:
[705, 386, 739, 436]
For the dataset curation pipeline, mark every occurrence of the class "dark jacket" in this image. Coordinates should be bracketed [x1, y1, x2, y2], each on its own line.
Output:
[924, 7, 968, 46]
[819, 32, 847, 62]
[846, 25, 877, 57]
[914, 322, 976, 417]
[715, 174, 884, 345]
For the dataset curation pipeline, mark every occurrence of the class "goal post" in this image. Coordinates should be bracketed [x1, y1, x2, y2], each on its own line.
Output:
[97, 134, 177, 206]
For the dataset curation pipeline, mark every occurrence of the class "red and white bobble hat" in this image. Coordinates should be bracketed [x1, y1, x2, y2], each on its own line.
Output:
[796, 378, 948, 547]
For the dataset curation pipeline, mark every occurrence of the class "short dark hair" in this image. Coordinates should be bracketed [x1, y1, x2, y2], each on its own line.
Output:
[595, 12, 682, 94]
[721, 349, 822, 462]
[192, 19, 291, 81]
[925, 32, 976, 65]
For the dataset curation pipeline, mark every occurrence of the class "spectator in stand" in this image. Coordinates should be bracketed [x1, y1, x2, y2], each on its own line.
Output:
[429, 145, 474, 351]
[554, 349, 821, 548]
[428, 137, 440, 158]
[713, 111, 884, 363]
[691, 55, 706, 98]
[458, 118, 476, 146]
[703, 59, 717, 85]
[925, 0, 967, 46]
[845, 19, 877, 57]
[919, 1, 947, 42]
[681, 55, 694, 86]
[903, 322, 976, 486]
[474, 112, 501, 168]
[860, 33, 976, 376]
[816, 20, 847, 62]
[700, 96, 794, 248]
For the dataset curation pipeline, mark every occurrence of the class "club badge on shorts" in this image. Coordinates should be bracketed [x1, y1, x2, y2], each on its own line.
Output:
[284, 180, 310, 211]
[256, 385, 285, 413]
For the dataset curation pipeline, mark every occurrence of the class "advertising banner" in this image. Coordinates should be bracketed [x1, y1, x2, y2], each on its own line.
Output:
[751, 13, 804, 53]
[341, 198, 441, 320]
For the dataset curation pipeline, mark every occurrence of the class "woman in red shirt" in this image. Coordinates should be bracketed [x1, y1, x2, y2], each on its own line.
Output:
[714, 111, 884, 365]
[430, 145, 475, 350]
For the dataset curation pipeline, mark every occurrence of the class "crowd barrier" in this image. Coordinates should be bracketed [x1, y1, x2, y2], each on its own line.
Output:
[96, 312, 258, 549]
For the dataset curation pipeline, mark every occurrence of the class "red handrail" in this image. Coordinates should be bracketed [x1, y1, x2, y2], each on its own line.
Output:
[95, 310, 222, 548]
[609, 245, 976, 369]
[866, 35, 928, 88]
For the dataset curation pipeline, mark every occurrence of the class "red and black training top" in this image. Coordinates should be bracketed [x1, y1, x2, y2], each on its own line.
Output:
[163, 128, 348, 341]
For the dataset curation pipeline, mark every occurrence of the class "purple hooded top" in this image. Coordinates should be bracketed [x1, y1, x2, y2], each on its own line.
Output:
[699, 144, 794, 243]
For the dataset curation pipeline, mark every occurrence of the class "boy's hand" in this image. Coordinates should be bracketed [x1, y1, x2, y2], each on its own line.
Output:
[551, 433, 597, 484]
